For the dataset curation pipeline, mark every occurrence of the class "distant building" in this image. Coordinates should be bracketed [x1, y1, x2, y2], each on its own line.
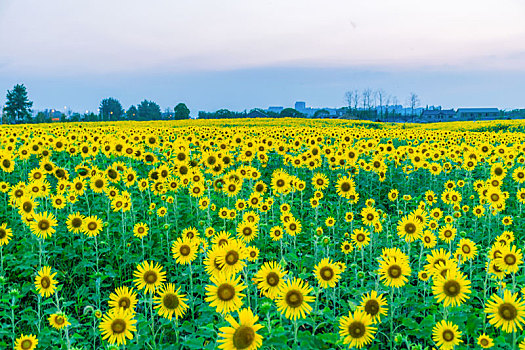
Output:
[421, 109, 456, 120]
[295, 101, 306, 110]
[456, 108, 499, 119]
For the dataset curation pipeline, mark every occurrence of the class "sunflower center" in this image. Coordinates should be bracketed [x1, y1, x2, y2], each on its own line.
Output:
[40, 276, 51, 289]
[225, 251, 239, 265]
[163, 293, 180, 310]
[491, 194, 499, 202]
[480, 338, 489, 346]
[388, 265, 402, 278]
[0, 229, 5, 239]
[276, 179, 285, 187]
[218, 239, 228, 246]
[504, 254, 517, 266]
[443, 280, 461, 297]
[341, 182, 350, 192]
[88, 222, 97, 231]
[71, 218, 82, 228]
[356, 234, 365, 242]
[499, 303, 518, 320]
[38, 220, 50, 231]
[365, 299, 380, 316]
[348, 321, 365, 339]
[289, 223, 297, 231]
[180, 245, 191, 256]
[217, 283, 235, 301]
[319, 266, 334, 281]
[232, 325, 255, 350]
[242, 227, 252, 236]
[23, 202, 32, 212]
[462, 245, 471, 254]
[405, 223, 416, 234]
[119, 297, 131, 309]
[366, 214, 374, 221]
[21, 339, 33, 349]
[111, 319, 126, 334]
[442, 329, 455, 342]
[285, 290, 303, 308]
[55, 315, 65, 325]
[95, 179, 104, 188]
[144, 271, 158, 284]
[266, 272, 279, 286]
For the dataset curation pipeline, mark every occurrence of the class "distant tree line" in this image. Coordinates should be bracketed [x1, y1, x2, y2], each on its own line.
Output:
[344, 88, 420, 122]
[197, 107, 307, 119]
[1, 84, 191, 124]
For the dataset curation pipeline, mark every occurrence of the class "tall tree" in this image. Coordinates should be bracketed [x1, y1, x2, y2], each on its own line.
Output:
[3, 84, 33, 124]
[174, 103, 190, 120]
[280, 108, 305, 118]
[126, 105, 138, 120]
[137, 100, 161, 121]
[376, 89, 385, 120]
[408, 92, 420, 122]
[99, 97, 123, 121]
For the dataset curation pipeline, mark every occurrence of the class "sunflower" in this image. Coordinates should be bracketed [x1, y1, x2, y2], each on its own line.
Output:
[432, 269, 471, 307]
[494, 245, 523, 274]
[82, 215, 104, 237]
[253, 261, 287, 300]
[172, 237, 198, 265]
[485, 290, 525, 333]
[133, 222, 149, 239]
[29, 211, 58, 239]
[216, 239, 248, 275]
[477, 333, 494, 349]
[108, 286, 138, 312]
[14, 334, 38, 350]
[34, 266, 58, 298]
[205, 273, 247, 314]
[388, 188, 399, 201]
[236, 221, 259, 243]
[438, 224, 457, 244]
[48, 312, 71, 330]
[313, 258, 342, 289]
[99, 308, 137, 345]
[421, 231, 437, 249]
[218, 308, 264, 350]
[340, 240, 354, 254]
[153, 283, 189, 320]
[455, 238, 477, 261]
[90, 174, 108, 193]
[397, 214, 423, 242]
[269, 226, 284, 241]
[65, 212, 85, 234]
[133, 261, 167, 294]
[338, 310, 377, 349]
[247, 246, 259, 261]
[432, 320, 462, 350]
[378, 256, 411, 288]
[360, 206, 379, 227]
[212, 231, 233, 247]
[284, 217, 302, 236]
[275, 277, 314, 320]
[351, 228, 370, 250]
[312, 173, 329, 190]
[336, 176, 356, 199]
[357, 291, 388, 323]
[0, 223, 13, 246]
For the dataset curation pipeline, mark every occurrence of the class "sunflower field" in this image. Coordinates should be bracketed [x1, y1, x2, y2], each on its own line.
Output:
[1, 118, 525, 350]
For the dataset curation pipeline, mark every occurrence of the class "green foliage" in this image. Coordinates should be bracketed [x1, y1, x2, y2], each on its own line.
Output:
[3, 84, 33, 124]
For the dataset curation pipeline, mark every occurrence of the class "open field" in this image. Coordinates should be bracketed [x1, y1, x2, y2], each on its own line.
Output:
[1, 118, 525, 349]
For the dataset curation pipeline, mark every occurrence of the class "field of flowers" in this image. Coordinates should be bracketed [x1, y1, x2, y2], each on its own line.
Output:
[1, 118, 525, 350]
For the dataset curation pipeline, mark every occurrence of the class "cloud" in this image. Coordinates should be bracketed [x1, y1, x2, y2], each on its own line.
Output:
[0, 0, 524, 75]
